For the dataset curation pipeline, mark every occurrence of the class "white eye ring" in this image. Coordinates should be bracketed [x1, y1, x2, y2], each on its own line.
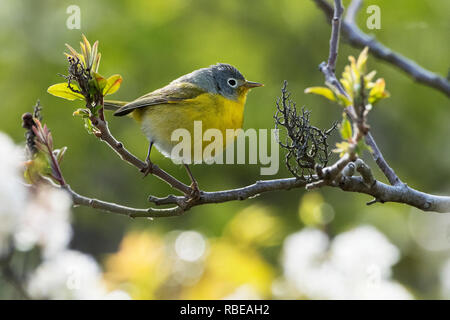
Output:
[227, 78, 238, 88]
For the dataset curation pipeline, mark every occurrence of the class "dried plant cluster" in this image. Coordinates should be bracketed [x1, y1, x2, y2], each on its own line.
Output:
[274, 81, 336, 180]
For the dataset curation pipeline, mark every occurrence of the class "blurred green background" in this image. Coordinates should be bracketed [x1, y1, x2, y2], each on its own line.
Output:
[0, 0, 449, 299]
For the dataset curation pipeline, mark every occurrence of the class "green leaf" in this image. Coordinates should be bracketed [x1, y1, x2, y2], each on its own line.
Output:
[54, 146, 67, 164]
[340, 114, 352, 140]
[335, 92, 352, 107]
[48, 83, 84, 101]
[355, 140, 373, 156]
[88, 78, 99, 97]
[92, 104, 103, 117]
[93, 72, 108, 91]
[364, 70, 377, 83]
[349, 55, 360, 83]
[73, 108, 91, 118]
[82, 34, 92, 64]
[93, 52, 101, 73]
[340, 78, 352, 97]
[333, 141, 350, 158]
[90, 40, 99, 71]
[369, 78, 390, 104]
[84, 118, 95, 134]
[356, 47, 369, 72]
[23, 153, 48, 184]
[304, 87, 336, 102]
[103, 74, 123, 96]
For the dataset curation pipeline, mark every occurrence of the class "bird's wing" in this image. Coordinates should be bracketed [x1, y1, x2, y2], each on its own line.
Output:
[113, 82, 207, 116]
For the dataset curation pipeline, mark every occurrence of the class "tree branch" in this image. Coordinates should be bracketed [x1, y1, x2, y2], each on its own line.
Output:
[313, 0, 450, 97]
[62, 178, 309, 218]
[364, 133, 400, 185]
[63, 184, 185, 218]
[91, 117, 192, 195]
[316, 0, 402, 186]
[145, 175, 450, 213]
[327, 0, 343, 71]
[40, 127, 449, 215]
[336, 176, 450, 213]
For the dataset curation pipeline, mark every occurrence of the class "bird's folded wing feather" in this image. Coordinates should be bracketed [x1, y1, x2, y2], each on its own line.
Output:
[113, 82, 206, 116]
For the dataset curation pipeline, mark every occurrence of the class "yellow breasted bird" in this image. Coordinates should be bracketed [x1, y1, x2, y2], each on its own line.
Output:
[104, 63, 263, 192]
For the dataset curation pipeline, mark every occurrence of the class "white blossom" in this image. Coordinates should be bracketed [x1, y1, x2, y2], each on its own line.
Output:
[14, 186, 72, 258]
[27, 250, 130, 300]
[330, 225, 400, 280]
[223, 284, 262, 300]
[281, 225, 413, 300]
[0, 131, 130, 300]
[174, 231, 207, 262]
[0, 132, 27, 256]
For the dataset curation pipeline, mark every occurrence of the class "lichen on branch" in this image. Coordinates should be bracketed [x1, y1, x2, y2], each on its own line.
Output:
[274, 81, 336, 180]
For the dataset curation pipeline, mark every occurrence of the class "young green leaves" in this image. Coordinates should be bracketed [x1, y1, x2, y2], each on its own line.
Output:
[47, 35, 122, 101]
[304, 47, 389, 107]
[339, 114, 352, 140]
[305, 48, 385, 159]
[47, 83, 85, 101]
[22, 114, 67, 186]
[333, 114, 353, 158]
[47, 74, 122, 101]
[47, 35, 123, 134]
[333, 113, 372, 158]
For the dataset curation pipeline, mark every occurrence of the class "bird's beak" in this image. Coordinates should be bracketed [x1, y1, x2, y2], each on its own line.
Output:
[243, 80, 264, 88]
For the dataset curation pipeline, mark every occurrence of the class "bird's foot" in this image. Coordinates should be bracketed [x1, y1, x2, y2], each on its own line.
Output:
[185, 182, 201, 203]
[140, 159, 154, 177]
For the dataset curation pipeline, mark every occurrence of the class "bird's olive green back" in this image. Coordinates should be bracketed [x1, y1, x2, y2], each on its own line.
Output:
[113, 82, 207, 116]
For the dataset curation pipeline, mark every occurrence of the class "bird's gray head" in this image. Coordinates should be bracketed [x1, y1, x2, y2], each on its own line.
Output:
[174, 63, 262, 101]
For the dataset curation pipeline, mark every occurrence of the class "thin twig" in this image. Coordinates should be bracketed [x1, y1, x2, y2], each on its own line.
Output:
[92, 117, 192, 195]
[327, 0, 344, 71]
[63, 184, 185, 218]
[313, 0, 450, 97]
[52, 178, 309, 218]
[364, 133, 400, 185]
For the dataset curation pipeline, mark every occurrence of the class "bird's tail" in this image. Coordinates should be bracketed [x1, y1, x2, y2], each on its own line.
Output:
[103, 100, 128, 111]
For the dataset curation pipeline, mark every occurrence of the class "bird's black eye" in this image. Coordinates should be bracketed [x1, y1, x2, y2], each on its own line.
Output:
[227, 78, 237, 87]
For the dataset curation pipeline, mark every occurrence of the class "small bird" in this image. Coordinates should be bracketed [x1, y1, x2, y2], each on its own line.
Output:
[104, 63, 263, 195]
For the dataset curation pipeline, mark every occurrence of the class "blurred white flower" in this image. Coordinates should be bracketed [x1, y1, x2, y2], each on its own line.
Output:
[0, 131, 72, 259]
[282, 228, 347, 299]
[0, 132, 27, 256]
[281, 226, 413, 300]
[223, 284, 261, 300]
[163, 230, 207, 286]
[14, 185, 72, 258]
[175, 231, 206, 262]
[28, 250, 104, 299]
[28, 250, 130, 300]
[103, 290, 132, 300]
[330, 226, 400, 280]
[354, 280, 414, 300]
[0, 131, 130, 300]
